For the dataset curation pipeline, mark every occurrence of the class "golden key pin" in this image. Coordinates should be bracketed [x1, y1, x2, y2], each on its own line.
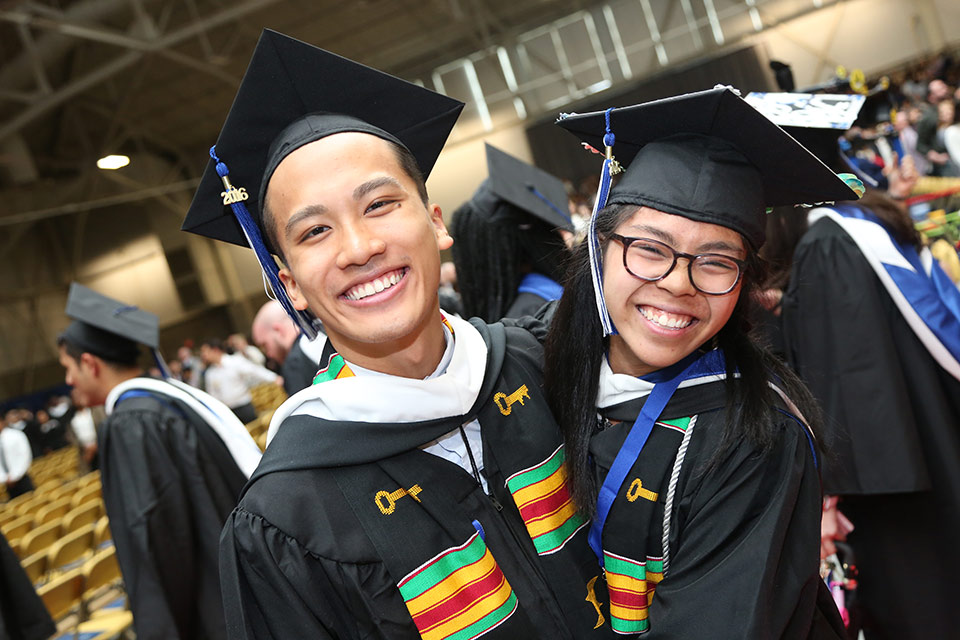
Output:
[494, 384, 530, 416]
[374, 484, 423, 515]
[626, 478, 658, 503]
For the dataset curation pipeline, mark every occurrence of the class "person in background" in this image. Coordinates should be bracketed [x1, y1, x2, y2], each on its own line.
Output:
[56, 283, 261, 640]
[226, 333, 267, 366]
[69, 391, 100, 473]
[251, 300, 320, 395]
[177, 344, 202, 387]
[0, 415, 33, 500]
[753, 90, 958, 640]
[3, 410, 41, 459]
[451, 144, 573, 321]
[546, 87, 856, 637]
[437, 261, 464, 317]
[199, 338, 279, 424]
[916, 79, 953, 174]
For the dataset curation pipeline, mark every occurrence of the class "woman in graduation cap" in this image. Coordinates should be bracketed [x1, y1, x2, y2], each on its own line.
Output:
[450, 144, 573, 321]
[543, 87, 860, 638]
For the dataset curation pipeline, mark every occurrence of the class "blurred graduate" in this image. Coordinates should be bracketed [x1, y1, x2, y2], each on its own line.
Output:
[56, 283, 262, 640]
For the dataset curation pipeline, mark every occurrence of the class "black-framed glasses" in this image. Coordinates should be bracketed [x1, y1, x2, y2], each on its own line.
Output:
[609, 234, 745, 295]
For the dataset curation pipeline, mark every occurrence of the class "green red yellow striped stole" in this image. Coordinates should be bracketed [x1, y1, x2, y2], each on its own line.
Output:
[604, 551, 664, 634]
[505, 445, 587, 555]
[312, 353, 354, 385]
[397, 531, 518, 640]
[311, 314, 455, 386]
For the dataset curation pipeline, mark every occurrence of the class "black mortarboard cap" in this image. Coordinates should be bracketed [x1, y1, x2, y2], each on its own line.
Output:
[181, 29, 464, 248]
[484, 144, 572, 231]
[60, 283, 158, 364]
[556, 86, 860, 248]
[744, 90, 868, 177]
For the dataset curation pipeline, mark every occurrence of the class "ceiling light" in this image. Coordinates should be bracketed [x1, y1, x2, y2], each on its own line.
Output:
[96, 154, 130, 170]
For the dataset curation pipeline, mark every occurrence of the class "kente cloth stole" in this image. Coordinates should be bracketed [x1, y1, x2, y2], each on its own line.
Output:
[312, 314, 455, 385]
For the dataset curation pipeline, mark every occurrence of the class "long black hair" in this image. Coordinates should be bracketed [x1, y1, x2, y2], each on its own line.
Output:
[450, 184, 568, 322]
[544, 203, 824, 516]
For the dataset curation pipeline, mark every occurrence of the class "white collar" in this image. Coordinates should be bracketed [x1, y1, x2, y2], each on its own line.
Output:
[596, 354, 728, 409]
[105, 377, 262, 478]
[267, 312, 486, 444]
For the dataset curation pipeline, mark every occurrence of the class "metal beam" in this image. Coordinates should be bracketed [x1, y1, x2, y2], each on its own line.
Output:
[0, 177, 199, 226]
[0, 0, 281, 144]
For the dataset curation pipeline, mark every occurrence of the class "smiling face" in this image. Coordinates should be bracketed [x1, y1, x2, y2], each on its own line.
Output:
[267, 132, 452, 368]
[603, 206, 745, 377]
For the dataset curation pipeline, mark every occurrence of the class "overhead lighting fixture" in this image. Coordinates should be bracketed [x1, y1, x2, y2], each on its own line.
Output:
[96, 154, 130, 170]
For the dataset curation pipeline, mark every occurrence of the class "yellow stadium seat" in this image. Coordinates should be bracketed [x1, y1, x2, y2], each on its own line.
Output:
[47, 523, 95, 574]
[0, 509, 22, 529]
[77, 471, 101, 488]
[14, 495, 50, 518]
[71, 483, 102, 510]
[35, 497, 72, 526]
[19, 519, 62, 558]
[20, 549, 47, 585]
[1, 514, 33, 541]
[82, 546, 122, 607]
[35, 478, 63, 495]
[4, 490, 35, 511]
[93, 517, 112, 548]
[62, 500, 102, 535]
[37, 566, 83, 622]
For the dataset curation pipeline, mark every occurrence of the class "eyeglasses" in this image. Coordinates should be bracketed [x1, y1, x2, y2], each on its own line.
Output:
[609, 234, 745, 295]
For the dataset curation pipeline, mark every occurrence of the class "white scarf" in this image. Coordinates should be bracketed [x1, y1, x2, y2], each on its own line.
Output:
[267, 313, 488, 444]
[106, 377, 263, 478]
[596, 356, 728, 409]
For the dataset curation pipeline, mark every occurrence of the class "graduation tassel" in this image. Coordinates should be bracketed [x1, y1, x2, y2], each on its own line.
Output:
[585, 108, 620, 337]
[152, 348, 172, 379]
[210, 146, 321, 340]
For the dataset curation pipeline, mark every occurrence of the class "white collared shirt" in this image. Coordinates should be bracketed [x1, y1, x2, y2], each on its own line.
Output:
[0, 427, 32, 483]
[205, 353, 279, 409]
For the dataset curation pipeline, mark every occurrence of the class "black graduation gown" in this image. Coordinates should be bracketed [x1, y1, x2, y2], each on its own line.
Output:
[591, 379, 842, 639]
[0, 532, 55, 640]
[503, 291, 549, 320]
[220, 320, 613, 640]
[782, 216, 960, 640]
[100, 385, 249, 640]
[280, 340, 318, 396]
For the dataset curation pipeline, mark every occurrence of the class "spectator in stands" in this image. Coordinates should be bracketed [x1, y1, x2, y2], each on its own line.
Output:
[226, 333, 267, 366]
[894, 109, 931, 176]
[251, 300, 320, 395]
[916, 79, 953, 174]
[3, 410, 41, 459]
[34, 409, 68, 454]
[0, 414, 33, 499]
[176, 345, 201, 387]
[199, 337, 279, 424]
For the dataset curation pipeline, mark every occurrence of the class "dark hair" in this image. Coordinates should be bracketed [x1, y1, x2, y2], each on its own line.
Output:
[450, 196, 568, 322]
[201, 337, 224, 351]
[56, 336, 139, 370]
[544, 203, 823, 517]
[262, 139, 429, 262]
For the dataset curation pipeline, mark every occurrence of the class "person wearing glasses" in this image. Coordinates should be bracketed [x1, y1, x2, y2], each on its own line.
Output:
[542, 87, 861, 638]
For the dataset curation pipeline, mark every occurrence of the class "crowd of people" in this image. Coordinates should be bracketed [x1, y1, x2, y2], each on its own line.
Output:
[3, 29, 960, 640]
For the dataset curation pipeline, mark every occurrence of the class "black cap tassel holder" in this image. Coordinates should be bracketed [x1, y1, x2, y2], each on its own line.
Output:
[210, 146, 322, 340]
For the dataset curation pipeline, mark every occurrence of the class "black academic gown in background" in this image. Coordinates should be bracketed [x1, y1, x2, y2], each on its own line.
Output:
[220, 321, 612, 640]
[782, 216, 960, 640]
[591, 379, 842, 639]
[0, 532, 54, 640]
[280, 340, 317, 396]
[100, 385, 249, 640]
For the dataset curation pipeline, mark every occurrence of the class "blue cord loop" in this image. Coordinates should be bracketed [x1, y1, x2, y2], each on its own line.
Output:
[208, 145, 321, 340]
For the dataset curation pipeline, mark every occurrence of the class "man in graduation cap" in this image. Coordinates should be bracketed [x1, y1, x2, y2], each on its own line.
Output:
[749, 90, 960, 640]
[450, 144, 573, 322]
[182, 30, 611, 640]
[56, 283, 263, 640]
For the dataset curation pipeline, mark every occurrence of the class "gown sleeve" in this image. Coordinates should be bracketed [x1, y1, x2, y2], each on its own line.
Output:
[782, 219, 930, 495]
[221, 506, 423, 640]
[649, 422, 838, 639]
[0, 532, 55, 640]
[99, 411, 201, 640]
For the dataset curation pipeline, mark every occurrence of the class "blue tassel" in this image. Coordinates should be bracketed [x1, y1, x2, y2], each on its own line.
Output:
[210, 146, 321, 340]
[152, 348, 172, 379]
[587, 108, 619, 337]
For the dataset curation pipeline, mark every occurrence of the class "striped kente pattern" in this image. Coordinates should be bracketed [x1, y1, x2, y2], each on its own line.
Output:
[604, 550, 664, 634]
[397, 532, 518, 640]
[312, 353, 354, 385]
[505, 445, 587, 555]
